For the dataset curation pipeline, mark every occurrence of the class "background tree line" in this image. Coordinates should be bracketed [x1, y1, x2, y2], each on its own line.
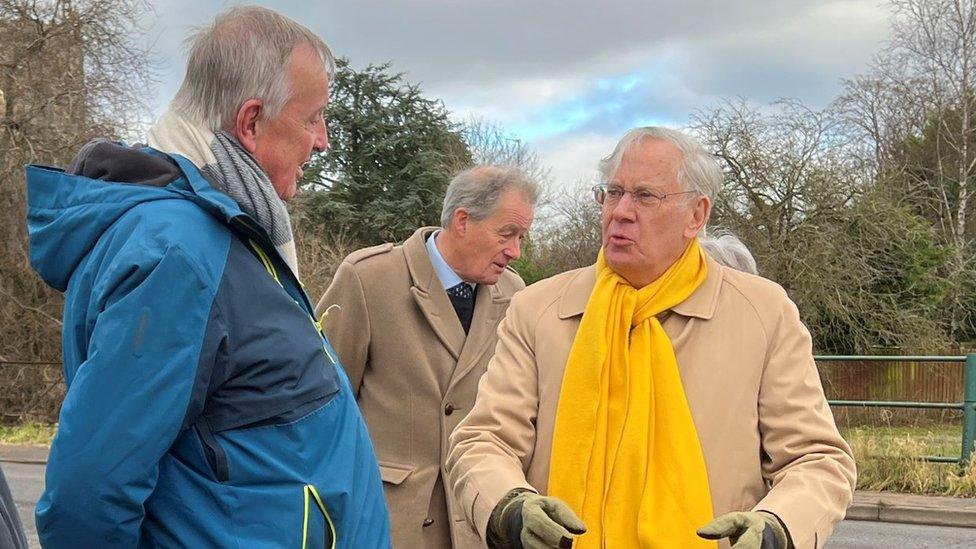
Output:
[514, 0, 976, 355]
[2, 0, 975, 394]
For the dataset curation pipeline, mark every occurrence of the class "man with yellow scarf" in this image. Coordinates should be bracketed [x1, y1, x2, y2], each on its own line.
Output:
[446, 127, 856, 549]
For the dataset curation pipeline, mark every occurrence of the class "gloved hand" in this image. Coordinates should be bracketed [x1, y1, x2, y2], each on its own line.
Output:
[487, 488, 587, 549]
[696, 511, 791, 549]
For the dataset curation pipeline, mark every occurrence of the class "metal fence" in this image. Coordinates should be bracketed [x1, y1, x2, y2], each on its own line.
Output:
[0, 360, 64, 424]
[817, 354, 976, 466]
[5, 355, 976, 466]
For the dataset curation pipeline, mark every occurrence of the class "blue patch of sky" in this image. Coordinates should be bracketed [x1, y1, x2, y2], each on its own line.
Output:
[507, 61, 689, 143]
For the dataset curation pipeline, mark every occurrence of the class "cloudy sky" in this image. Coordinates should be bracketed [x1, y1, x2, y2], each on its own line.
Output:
[139, 0, 891, 188]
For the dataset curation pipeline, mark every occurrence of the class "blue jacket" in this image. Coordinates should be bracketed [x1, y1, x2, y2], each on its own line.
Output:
[26, 142, 391, 548]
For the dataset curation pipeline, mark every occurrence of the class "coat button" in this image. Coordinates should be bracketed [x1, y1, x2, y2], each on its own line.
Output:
[422, 517, 434, 527]
[444, 402, 456, 416]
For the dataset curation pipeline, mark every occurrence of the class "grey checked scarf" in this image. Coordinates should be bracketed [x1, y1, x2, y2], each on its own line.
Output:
[147, 109, 299, 276]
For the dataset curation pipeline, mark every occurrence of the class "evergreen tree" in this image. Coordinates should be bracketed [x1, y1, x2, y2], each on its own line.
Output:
[298, 58, 472, 246]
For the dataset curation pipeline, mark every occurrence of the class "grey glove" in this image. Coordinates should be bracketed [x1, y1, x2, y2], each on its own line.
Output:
[487, 488, 587, 549]
[697, 511, 791, 549]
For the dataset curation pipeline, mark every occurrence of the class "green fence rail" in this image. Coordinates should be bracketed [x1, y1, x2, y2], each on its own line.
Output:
[815, 353, 976, 466]
[6, 356, 976, 465]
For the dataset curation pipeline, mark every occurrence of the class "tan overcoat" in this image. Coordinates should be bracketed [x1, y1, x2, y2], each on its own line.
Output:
[447, 257, 856, 549]
[317, 227, 523, 549]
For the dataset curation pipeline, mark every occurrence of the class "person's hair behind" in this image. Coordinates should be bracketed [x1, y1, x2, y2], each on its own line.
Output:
[171, 5, 336, 131]
[598, 126, 723, 201]
[699, 231, 758, 275]
[440, 165, 541, 228]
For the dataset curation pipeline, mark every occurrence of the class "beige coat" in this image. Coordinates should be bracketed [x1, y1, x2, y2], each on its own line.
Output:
[317, 227, 524, 549]
[447, 257, 856, 549]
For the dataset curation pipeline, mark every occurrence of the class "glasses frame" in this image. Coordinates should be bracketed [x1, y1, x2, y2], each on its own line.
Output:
[591, 183, 699, 209]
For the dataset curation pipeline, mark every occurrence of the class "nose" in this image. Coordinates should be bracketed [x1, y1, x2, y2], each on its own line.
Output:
[313, 118, 329, 153]
[505, 239, 522, 261]
[610, 191, 637, 223]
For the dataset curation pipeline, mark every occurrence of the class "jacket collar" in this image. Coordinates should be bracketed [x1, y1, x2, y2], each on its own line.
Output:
[557, 254, 724, 320]
[403, 227, 506, 303]
[25, 146, 254, 292]
[404, 227, 443, 293]
[403, 226, 510, 364]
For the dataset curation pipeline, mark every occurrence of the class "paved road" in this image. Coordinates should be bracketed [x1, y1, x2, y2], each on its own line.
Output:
[3, 461, 41, 548]
[4, 460, 976, 548]
[830, 519, 976, 547]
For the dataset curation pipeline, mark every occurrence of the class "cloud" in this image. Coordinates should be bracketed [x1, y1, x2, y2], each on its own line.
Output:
[534, 132, 618, 188]
[138, 0, 893, 189]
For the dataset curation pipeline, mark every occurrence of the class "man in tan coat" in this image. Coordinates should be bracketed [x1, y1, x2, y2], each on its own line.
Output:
[317, 165, 539, 548]
[447, 128, 856, 549]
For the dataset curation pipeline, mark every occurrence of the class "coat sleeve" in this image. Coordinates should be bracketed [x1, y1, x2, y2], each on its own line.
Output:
[752, 291, 857, 549]
[446, 290, 539, 542]
[36, 245, 222, 548]
[317, 260, 370, 395]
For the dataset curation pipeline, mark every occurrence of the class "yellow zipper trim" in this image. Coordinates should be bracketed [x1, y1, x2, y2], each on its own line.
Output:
[248, 239, 335, 364]
[310, 316, 337, 364]
[302, 484, 337, 549]
[248, 239, 281, 287]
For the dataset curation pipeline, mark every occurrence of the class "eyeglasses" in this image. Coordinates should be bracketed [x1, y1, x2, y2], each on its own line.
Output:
[592, 184, 699, 209]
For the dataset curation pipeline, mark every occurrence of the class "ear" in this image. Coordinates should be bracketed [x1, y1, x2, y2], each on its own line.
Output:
[684, 195, 711, 238]
[452, 208, 470, 236]
[232, 99, 264, 154]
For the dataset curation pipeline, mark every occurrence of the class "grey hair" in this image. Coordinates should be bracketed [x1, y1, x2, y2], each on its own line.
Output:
[171, 5, 336, 131]
[700, 231, 758, 275]
[598, 127, 723, 200]
[440, 165, 540, 228]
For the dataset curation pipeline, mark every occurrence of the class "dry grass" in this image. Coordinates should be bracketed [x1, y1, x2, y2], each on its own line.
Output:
[0, 422, 57, 446]
[844, 424, 976, 497]
[293, 223, 359, 303]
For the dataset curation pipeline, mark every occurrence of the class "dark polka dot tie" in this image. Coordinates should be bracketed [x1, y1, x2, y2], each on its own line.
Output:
[447, 282, 474, 300]
[446, 282, 475, 333]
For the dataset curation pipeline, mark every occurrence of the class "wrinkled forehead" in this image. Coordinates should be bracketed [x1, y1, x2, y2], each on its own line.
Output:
[490, 188, 535, 227]
[609, 138, 683, 189]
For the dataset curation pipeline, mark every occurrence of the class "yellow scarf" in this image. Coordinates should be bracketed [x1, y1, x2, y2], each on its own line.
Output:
[548, 239, 715, 548]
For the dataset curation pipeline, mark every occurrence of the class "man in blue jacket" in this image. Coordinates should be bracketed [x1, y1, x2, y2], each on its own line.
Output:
[26, 6, 390, 547]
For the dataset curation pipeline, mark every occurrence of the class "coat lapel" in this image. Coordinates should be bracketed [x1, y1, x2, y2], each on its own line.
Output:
[404, 228, 465, 361]
[447, 283, 510, 393]
[557, 266, 596, 319]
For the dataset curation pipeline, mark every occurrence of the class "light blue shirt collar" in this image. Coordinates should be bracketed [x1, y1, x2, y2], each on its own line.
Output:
[426, 230, 475, 292]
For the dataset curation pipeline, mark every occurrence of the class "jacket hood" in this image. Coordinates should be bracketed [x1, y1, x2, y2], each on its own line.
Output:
[25, 140, 245, 291]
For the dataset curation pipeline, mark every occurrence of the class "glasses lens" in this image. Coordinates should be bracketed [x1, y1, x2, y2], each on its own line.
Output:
[593, 186, 605, 204]
[638, 192, 660, 208]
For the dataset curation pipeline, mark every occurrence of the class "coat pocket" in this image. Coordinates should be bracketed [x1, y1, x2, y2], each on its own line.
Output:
[194, 419, 229, 482]
[377, 462, 414, 485]
[302, 484, 336, 549]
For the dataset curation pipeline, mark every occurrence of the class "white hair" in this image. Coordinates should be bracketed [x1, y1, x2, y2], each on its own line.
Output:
[598, 126, 723, 200]
[700, 231, 758, 274]
[171, 5, 336, 131]
[440, 165, 540, 228]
